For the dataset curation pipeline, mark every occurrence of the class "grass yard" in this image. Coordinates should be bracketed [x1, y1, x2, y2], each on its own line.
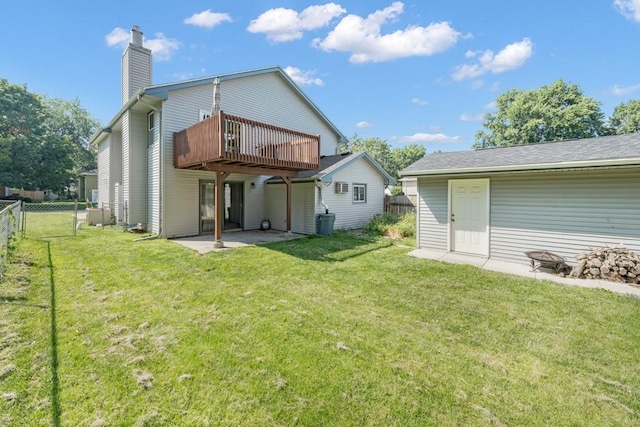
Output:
[1, 228, 639, 426]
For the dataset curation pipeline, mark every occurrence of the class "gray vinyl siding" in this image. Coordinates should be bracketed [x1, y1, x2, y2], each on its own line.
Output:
[160, 74, 340, 237]
[128, 111, 148, 225]
[490, 169, 640, 265]
[266, 182, 316, 234]
[221, 73, 338, 156]
[121, 45, 152, 105]
[320, 157, 387, 229]
[417, 178, 449, 251]
[147, 116, 160, 233]
[97, 140, 110, 207]
[122, 113, 130, 216]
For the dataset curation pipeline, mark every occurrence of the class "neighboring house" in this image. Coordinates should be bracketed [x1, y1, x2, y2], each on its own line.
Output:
[401, 133, 640, 266]
[266, 151, 395, 234]
[78, 169, 98, 202]
[90, 26, 389, 244]
[398, 177, 417, 196]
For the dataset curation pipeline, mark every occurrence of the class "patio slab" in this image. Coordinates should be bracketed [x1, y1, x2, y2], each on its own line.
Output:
[171, 230, 305, 254]
[408, 249, 640, 297]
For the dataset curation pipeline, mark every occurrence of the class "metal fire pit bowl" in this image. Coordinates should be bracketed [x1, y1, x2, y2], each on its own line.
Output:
[525, 250, 568, 273]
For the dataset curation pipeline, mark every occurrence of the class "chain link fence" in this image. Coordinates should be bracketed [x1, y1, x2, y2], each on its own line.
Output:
[0, 200, 22, 277]
[21, 201, 82, 239]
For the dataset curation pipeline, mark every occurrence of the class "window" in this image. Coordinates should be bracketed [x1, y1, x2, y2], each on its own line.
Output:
[199, 109, 211, 122]
[147, 111, 155, 147]
[353, 184, 366, 203]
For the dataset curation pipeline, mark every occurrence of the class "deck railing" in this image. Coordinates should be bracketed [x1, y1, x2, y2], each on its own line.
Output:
[174, 111, 320, 171]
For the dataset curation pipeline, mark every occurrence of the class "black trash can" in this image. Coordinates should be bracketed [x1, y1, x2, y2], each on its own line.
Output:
[316, 213, 336, 236]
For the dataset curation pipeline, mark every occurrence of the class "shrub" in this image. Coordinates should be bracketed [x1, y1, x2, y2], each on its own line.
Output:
[365, 212, 416, 238]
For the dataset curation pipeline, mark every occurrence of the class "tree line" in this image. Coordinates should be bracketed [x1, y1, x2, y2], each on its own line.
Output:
[0, 78, 100, 193]
[475, 79, 640, 148]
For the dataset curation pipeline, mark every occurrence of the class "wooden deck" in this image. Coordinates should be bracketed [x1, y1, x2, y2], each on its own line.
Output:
[174, 111, 320, 173]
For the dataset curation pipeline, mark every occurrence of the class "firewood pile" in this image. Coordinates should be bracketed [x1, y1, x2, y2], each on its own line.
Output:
[569, 246, 640, 284]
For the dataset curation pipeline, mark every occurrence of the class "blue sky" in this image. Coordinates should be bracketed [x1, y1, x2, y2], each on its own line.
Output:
[2, 1, 639, 152]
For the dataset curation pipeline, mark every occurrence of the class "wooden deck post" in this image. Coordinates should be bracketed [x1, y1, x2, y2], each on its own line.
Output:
[282, 176, 292, 234]
[214, 170, 226, 248]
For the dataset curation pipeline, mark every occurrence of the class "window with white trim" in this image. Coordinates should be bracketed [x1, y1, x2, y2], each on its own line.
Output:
[199, 109, 211, 122]
[352, 184, 366, 203]
[147, 111, 155, 147]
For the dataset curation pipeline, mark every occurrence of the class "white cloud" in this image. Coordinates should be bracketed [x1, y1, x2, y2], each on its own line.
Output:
[105, 27, 129, 49]
[484, 101, 497, 109]
[471, 80, 483, 89]
[248, 3, 346, 42]
[105, 27, 180, 61]
[313, 2, 460, 63]
[614, 0, 640, 22]
[184, 10, 232, 29]
[452, 38, 534, 80]
[396, 132, 461, 144]
[284, 66, 324, 86]
[411, 98, 428, 106]
[609, 83, 640, 96]
[356, 121, 373, 128]
[459, 113, 484, 122]
[144, 33, 180, 61]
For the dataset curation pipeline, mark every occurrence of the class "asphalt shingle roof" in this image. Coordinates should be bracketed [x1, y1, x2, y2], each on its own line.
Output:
[402, 133, 640, 175]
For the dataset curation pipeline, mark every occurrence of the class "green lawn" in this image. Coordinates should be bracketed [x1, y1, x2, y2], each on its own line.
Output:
[2, 228, 639, 426]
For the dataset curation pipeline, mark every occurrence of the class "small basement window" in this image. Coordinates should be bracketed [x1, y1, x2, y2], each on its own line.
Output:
[335, 182, 349, 193]
[353, 184, 366, 203]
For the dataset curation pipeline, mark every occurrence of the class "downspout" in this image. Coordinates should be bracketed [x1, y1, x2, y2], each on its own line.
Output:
[137, 93, 162, 239]
[314, 180, 330, 214]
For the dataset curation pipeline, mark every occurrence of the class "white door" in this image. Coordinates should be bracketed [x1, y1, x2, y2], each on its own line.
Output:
[450, 179, 489, 256]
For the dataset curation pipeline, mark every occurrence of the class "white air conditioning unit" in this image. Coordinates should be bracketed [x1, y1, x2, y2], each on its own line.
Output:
[335, 182, 349, 193]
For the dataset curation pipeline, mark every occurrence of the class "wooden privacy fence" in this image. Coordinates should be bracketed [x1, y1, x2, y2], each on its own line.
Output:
[384, 195, 417, 215]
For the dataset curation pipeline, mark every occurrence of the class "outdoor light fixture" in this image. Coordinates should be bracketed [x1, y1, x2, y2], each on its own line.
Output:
[251, 182, 256, 189]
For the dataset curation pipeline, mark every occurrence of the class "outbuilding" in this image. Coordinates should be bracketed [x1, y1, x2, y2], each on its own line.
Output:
[401, 133, 640, 266]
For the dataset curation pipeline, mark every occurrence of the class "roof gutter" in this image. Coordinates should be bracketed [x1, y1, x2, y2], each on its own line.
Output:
[400, 157, 640, 177]
[89, 88, 145, 147]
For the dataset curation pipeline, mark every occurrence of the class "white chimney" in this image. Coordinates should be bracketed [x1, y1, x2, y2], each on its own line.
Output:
[130, 25, 143, 46]
[121, 25, 152, 105]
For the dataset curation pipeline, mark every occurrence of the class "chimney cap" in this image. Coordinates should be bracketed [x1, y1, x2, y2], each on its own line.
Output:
[130, 25, 143, 46]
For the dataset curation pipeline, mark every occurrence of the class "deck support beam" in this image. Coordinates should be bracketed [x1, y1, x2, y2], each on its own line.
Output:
[214, 170, 227, 248]
[282, 176, 292, 233]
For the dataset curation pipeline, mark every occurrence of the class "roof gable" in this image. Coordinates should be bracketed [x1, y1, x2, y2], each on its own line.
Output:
[402, 133, 640, 176]
[144, 66, 347, 143]
[269, 151, 395, 185]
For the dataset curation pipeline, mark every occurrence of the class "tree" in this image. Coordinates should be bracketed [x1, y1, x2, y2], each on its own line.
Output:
[340, 134, 426, 180]
[609, 99, 640, 135]
[0, 79, 100, 192]
[0, 79, 46, 189]
[389, 144, 425, 178]
[474, 79, 609, 148]
[341, 134, 392, 171]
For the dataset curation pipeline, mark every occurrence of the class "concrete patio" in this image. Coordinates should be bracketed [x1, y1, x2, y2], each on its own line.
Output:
[409, 249, 640, 297]
[171, 230, 305, 254]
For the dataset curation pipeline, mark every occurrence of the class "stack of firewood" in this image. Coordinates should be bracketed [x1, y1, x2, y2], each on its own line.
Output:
[570, 246, 640, 284]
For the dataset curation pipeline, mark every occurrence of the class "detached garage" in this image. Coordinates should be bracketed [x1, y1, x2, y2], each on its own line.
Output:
[401, 133, 640, 266]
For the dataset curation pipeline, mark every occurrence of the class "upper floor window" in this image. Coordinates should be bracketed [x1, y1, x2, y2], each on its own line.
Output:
[147, 111, 155, 147]
[199, 109, 211, 122]
[353, 184, 366, 203]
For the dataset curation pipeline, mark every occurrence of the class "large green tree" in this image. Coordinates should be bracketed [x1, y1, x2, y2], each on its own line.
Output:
[0, 79, 100, 192]
[474, 79, 609, 148]
[609, 99, 640, 135]
[340, 134, 425, 180]
[0, 79, 46, 189]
